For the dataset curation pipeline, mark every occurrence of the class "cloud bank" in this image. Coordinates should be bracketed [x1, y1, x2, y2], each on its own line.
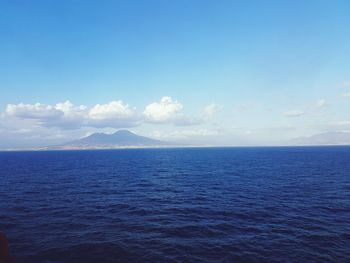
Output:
[1, 97, 221, 132]
[4, 100, 139, 129]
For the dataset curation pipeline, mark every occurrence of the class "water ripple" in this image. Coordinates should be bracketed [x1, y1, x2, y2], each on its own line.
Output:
[1, 147, 350, 262]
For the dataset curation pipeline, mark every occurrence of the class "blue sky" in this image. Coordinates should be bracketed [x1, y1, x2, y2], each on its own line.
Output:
[1, 0, 350, 148]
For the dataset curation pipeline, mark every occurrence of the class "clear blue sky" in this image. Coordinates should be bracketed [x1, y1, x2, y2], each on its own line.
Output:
[1, 0, 350, 148]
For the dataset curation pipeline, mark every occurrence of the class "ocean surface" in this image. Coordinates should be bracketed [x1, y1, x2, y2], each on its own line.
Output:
[1, 147, 350, 262]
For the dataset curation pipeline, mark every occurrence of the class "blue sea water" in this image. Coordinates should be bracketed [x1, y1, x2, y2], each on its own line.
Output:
[0, 147, 350, 262]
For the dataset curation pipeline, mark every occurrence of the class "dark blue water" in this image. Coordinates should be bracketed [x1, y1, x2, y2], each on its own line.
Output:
[1, 147, 350, 262]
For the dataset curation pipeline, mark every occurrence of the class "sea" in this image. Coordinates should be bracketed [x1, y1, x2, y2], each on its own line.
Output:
[0, 147, 350, 262]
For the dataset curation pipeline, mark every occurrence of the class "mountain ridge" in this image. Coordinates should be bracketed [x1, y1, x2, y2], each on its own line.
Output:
[52, 130, 174, 149]
[289, 131, 350, 146]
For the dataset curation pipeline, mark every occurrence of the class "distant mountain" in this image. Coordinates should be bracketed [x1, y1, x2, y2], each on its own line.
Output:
[57, 130, 171, 149]
[289, 132, 350, 146]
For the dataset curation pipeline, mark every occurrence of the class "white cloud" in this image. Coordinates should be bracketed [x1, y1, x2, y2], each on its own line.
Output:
[89, 101, 135, 120]
[284, 110, 305, 117]
[341, 92, 350, 98]
[316, 99, 328, 108]
[143, 97, 215, 126]
[88, 100, 139, 128]
[3, 100, 139, 129]
[52, 101, 88, 129]
[55, 101, 87, 116]
[204, 103, 222, 116]
[143, 97, 226, 126]
[143, 96, 183, 123]
[6, 103, 63, 119]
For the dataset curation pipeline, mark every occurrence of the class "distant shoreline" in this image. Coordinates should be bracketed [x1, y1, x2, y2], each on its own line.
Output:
[1, 144, 350, 152]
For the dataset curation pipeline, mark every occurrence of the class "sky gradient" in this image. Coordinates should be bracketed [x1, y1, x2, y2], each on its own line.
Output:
[1, 0, 350, 148]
